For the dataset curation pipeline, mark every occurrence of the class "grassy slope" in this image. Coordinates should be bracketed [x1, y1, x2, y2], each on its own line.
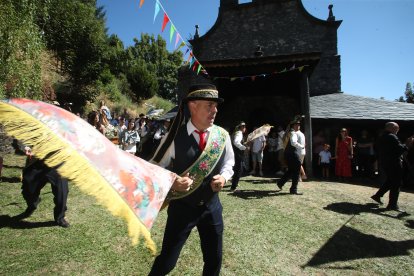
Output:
[1, 153, 413, 275]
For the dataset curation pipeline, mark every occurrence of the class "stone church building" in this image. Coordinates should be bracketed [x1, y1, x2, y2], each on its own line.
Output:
[178, 0, 414, 176]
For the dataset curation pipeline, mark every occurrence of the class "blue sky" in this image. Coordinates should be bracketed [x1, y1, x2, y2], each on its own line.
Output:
[97, 0, 413, 101]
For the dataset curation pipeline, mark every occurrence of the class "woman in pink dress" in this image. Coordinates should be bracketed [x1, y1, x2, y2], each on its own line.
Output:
[335, 128, 353, 178]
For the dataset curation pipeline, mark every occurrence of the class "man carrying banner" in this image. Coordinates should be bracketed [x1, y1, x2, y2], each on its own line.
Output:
[149, 83, 234, 276]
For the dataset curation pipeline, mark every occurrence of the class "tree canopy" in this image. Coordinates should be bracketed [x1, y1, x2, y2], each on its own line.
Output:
[0, 0, 183, 109]
[397, 82, 414, 103]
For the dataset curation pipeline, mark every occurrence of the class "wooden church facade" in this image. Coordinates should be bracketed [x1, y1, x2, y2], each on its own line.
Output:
[179, 0, 342, 123]
[178, 0, 342, 174]
[177, 0, 414, 176]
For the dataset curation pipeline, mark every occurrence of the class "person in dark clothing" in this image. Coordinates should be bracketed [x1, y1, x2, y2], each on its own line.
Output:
[15, 146, 70, 227]
[149, 84, 234, 276]
[152, 119, 171, 156]
[356, 130, 375, 177]
[230, 121, 248, 192]
[370, 122, 414, 212]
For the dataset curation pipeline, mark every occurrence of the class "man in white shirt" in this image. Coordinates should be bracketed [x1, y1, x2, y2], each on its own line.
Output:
[296, 128, 307, 181]
[231, 121, 248, 191]
[149, 84, 234, 276]
[277, 118, 305, 195]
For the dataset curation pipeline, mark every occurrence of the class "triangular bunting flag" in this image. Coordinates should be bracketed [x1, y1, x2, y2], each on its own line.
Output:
[139, 0, 145, 8]
[280, 68, 287, 73]
[230, 77, 237, 82]
[197, 65, 202, 75]
[189, 57, 196, 68]
[177, 41, 186, 51]
[186, 51, 193, 63]
[298, 66, 305, 72]
[182, 49, 189, 61]
[290, 64, 296, 70]
[174, 33, 180, 48]
[161, 13, 170, 32]
[153, 1, 160, 22]
[192, 61, 199, 71]
[169, 24, 175, 42]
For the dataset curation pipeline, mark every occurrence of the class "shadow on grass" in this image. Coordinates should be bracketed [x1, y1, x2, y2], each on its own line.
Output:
[2, 164, 24, 169]
[0, 215, 56, 229]
[405, 220, 414, 229]
[316, 176, 414, 194]
[1, 176, 21, 183]
[304, 224, 414, 267]
[241, 178, 278, 184]
[2, 202, 20, 207]
[324, 202, 382, 216]
[226, 189, 284, 199]
[324, 202, 410, 222]
[324, 202, 411, 220]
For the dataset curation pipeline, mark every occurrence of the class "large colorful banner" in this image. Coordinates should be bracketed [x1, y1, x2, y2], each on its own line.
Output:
[0, 99, 176, 253]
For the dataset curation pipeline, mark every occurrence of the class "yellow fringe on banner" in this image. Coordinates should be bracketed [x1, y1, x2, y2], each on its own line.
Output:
[0, 101, 156, 254]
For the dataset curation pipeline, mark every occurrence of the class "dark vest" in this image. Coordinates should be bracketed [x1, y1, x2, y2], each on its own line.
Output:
[172, 125, 226, 208]
[284, 132, 300, 161]
[231, 131, 244, 159]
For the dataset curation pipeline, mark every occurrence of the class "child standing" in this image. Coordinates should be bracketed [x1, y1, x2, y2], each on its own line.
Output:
[319, 144, 332, 178]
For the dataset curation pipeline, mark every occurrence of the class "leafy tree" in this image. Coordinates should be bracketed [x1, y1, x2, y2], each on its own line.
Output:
[397, 82, 414, 103]
[0, 0, 44, 99]
[157, 51, 182, 101]
[398, 82, 414, 103]
[104, 34, 126, 77]
[126, 61, 158, 101]
[127, 34, 182, 102]
[42, 0, 107, 102]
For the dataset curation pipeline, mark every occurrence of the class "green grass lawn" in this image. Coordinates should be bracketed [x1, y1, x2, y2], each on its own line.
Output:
[1, 152, 413, 275]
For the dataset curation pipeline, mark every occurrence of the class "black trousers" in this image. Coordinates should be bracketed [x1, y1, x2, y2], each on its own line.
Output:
[149, 200, 223, 276]
[277, 152, 301, 193]
[357, 154, 374, 177]
[231, 153, 244, 190]
[21, 162, 68, 222]
[374, 164, 402, 208]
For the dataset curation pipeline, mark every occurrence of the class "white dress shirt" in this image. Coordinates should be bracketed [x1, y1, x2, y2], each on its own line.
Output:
[290, 130, 305, 154]
[296, 130, 306, 156]
[232, 130, 246, 151]
[154, 126, 168, 140]
[158, 120, 235, 182]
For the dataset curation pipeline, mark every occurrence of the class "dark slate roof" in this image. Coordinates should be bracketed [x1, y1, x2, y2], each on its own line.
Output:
[310, 93, 414, 121]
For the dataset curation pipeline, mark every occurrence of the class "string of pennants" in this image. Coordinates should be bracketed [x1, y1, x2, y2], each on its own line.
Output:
[138, 0, 208, 76]
[137, 1, 309, 80]
[212, 65, 308, 81]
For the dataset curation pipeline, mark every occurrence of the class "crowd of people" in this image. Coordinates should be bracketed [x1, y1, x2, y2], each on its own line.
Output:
[228, 120, 413, 188]
[85, 100, 172, 161]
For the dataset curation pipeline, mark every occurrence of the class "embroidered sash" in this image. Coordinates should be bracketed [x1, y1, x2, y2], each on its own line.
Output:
[163, 125, 228, 204]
